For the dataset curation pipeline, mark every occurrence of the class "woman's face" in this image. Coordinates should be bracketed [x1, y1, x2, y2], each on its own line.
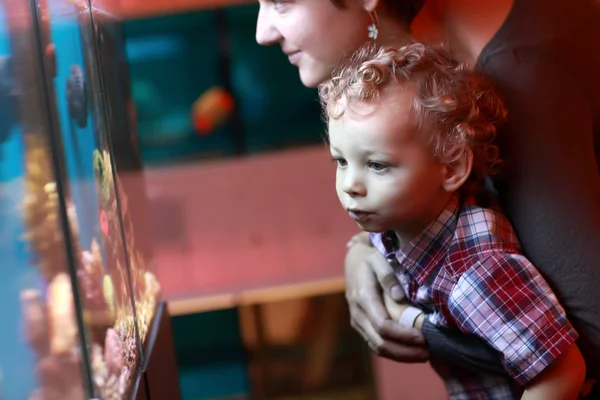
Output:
[256, 0, 371, 88]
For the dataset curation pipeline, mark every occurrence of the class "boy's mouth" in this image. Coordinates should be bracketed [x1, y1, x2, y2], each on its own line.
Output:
[347, 209, 373, 221]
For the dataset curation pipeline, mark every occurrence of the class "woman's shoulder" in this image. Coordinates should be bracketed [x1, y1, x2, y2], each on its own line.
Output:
[479, 0, 600, 72]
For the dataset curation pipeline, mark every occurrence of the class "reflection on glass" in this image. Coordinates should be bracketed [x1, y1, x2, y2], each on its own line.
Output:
[46, 2, 143, 397]
[123, 5, 325, 166]
[0, 0, 90, 398]
[84, 3, 161, 350]
[0, 0, 160, 398]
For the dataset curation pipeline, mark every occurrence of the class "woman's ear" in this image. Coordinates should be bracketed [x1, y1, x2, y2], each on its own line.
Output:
[441, 147, 473, 192]
[363, 0, 380, 14]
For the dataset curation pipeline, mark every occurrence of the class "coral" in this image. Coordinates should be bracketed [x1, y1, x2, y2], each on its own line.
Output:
[103, 274, 116, 317]
[91, 342, 128, 400]
[93, 149, 112, 209]
[36, 352, 84, 399]
[47, 273, 77, 355]
[78, 244, 107, 312]
[19, 142, 161, 399]
[91, 320, 137, 400]
[104, 328, 124, 375]
[20, 289, 49, 355]
[134, 295, 157, 343]
[144, 271, 160, 304]
[20, 135, 67, 282]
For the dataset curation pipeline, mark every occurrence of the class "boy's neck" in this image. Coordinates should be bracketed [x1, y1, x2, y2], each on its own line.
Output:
[393, 191, 455, 247]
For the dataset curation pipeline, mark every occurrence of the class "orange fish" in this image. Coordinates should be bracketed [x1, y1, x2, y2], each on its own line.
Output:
[191, 86, 235, 135]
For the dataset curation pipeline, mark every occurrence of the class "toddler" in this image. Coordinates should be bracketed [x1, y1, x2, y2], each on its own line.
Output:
[318, 42, 586, 399]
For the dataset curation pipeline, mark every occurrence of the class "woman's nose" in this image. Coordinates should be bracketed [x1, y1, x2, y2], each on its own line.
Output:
[255, 7, 281, 46]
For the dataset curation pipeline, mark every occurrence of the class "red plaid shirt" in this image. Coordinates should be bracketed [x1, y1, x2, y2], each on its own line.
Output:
[370, 194, 578, 399]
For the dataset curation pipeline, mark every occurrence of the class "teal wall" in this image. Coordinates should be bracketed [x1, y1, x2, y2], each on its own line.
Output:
[172, 309, 250, 399]
[123, 5, 325, 166]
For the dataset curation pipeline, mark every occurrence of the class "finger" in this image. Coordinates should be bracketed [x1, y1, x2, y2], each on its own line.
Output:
[358, 283, 391, 332]
[376, 341, 430, 363]
[355, 311, 429, 363]
[378, 319, 427, 346]
[346, 231, 369, 248]
[369, 251, 405, 301]
[352, 307, 383, 346]
[349, 307, 370, 342]
[347, 255, 391, 329]
[383, 293, 407, 321]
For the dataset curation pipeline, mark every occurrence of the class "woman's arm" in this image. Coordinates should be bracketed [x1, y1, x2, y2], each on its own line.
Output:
[345, 236, 506, 374]
[482, 48, 600, 359]
[344, 237, 429, 362]
[421, 320, 506, 374]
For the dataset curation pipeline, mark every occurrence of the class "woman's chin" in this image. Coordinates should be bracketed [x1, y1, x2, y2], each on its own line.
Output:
[298, 67, 329, 89]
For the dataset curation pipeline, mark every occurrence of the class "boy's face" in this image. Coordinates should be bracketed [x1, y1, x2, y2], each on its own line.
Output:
[328, 88, 451, 240]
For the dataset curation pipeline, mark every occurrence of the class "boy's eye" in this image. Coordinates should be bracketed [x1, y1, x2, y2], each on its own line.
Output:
[332, 157, 347, 168]
[368, 161, 389, 172]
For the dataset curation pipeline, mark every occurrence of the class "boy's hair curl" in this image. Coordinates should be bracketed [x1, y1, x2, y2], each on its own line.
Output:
[318, 42, 507, 190]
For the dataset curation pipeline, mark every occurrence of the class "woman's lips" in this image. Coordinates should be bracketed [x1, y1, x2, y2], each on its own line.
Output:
[287, 51, 301, 65]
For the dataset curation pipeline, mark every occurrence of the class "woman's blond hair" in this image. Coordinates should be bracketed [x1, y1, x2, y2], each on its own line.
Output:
[318, 42, 507, 190]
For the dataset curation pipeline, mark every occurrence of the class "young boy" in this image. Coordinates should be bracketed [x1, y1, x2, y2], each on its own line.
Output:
[318, 42, 586, 399]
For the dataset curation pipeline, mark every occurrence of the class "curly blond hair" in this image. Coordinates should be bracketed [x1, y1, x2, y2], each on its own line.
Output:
[319, 42, 507, 190]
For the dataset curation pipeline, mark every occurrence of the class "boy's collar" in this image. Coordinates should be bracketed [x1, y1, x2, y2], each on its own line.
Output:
[380, 194, 460, 284]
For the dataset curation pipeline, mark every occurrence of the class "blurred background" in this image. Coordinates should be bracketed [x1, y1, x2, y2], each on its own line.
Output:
[0, 0, 445, 398]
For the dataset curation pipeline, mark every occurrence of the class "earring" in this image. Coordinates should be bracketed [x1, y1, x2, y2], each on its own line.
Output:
[368, 10, 379, 40]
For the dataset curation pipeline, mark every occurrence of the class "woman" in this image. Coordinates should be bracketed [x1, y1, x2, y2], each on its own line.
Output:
[256, 0, 600, 388]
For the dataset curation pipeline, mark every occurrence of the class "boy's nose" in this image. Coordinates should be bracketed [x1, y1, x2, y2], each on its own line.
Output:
[342, 172, 366, 197]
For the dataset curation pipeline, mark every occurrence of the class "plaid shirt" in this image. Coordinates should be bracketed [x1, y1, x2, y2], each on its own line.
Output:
[370, 194, 578, 399]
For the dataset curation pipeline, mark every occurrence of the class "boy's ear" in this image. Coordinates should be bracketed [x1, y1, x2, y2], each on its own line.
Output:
[442, 147, 473, 192]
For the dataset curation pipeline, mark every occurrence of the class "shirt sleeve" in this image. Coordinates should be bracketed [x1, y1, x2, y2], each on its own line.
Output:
[448, 252, 579, 385]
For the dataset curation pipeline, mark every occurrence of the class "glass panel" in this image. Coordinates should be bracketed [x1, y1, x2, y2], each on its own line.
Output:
[0, 0, 92, 398]
[32, 0, 158, 397]
[86, 0, 162, 353]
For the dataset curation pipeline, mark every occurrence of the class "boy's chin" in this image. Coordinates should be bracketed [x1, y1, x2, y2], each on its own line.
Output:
[353, 220, 386, 233]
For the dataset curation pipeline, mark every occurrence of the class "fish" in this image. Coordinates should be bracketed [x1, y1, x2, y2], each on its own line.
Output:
[67, 64, 88, 129]
[0, 56, 17, 144]
[191, 86, 235, 135]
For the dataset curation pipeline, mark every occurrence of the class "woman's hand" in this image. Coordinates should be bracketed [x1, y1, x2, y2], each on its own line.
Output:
[344, 233, 430, 363]
[383, 294, 427, 331]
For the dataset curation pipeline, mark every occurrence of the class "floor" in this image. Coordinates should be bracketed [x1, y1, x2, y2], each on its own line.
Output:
[172, 297, 377, 400]
[273, 386, 373, 400]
